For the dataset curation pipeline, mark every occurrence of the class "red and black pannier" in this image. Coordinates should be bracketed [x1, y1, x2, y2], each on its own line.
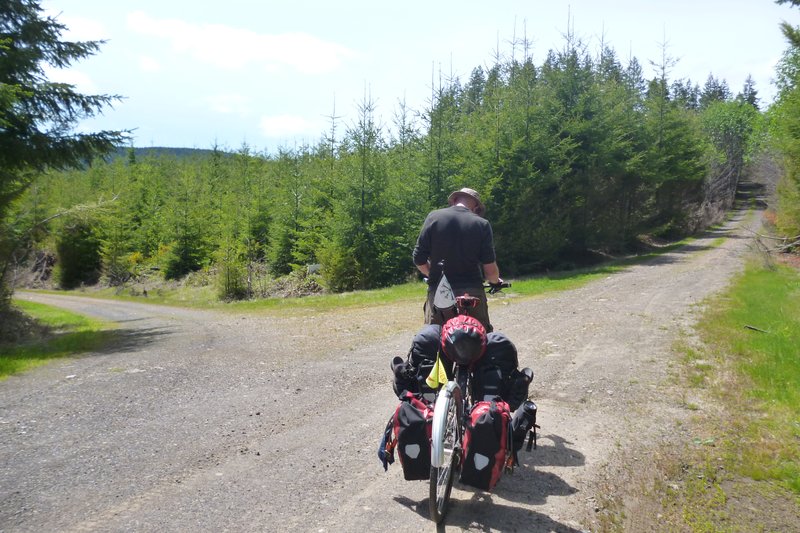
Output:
[459, 398, 512, 491]
[380, 391, 434, 480]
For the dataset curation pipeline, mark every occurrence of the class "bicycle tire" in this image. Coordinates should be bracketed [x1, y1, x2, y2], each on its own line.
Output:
[429, 381, 462, 524]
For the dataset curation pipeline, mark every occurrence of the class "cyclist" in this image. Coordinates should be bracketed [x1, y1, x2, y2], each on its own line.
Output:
[412, 187, 503, 332]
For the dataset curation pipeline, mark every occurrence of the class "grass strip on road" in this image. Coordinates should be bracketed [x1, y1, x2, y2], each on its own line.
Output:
[0, 300, 115, 379]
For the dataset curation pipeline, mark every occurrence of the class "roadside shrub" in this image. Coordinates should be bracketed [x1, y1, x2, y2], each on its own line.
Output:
[163, 238, 205, 280]
[317, 239, 358, 293]
[216, 259, 248, 300]
[267, 269, 324, 298]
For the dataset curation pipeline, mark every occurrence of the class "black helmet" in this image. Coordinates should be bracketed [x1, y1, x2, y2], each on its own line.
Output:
[441, 315, 487, 366]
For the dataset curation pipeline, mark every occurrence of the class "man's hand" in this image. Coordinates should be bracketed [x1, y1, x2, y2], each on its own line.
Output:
[488, 278, 506, 294]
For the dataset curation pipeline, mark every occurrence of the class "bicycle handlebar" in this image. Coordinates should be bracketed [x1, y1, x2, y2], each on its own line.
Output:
[421, 277, 510, 294]
[485, 281, 510, 294]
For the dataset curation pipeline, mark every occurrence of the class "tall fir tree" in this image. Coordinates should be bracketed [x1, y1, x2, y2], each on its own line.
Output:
[0, 0, 126, 304]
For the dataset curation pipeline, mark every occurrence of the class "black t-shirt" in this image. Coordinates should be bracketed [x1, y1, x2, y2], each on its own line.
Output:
[412, 205, 496, 287]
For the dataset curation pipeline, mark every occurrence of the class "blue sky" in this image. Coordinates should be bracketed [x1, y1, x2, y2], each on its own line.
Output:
[42, 0, 798, 153]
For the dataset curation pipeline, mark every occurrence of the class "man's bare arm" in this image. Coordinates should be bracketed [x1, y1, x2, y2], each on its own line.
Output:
[482, 262, 501, 285]
[416, 261, 431, 277]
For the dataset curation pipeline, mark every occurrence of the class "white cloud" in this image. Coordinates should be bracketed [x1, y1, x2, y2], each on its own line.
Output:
[259, 115, 320, 138]
[206, 93, 251, 115]
[126, 11, 355, 74]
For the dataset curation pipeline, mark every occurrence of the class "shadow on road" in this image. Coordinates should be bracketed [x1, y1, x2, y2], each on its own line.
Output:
[443, 498, 586, 533]
[494, 468, 578, 504]
[394, 493, 584, 532]
[637, 223, 750, 268]
[392, 433, 585, 531]
[92, 326, 173, 355]
[527, 434, 586, 468]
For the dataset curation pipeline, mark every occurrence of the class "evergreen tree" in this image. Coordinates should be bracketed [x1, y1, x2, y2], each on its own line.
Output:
[268, 147, 304, 276]
[777, 0, 800, 47]
[6, 22, 768, 298]
[422, 71, 463, 208]
[623, 56, 648, 99]
[0, 0, 126, 303]
[737, 75, 760, 109]
[699, 74, 731, 108]
[772, 1, 800, 239]
[643, 84, 706, 233]
[671, 79, 700, 110]
[126, 157, 168, 259]
[461, 66, 486, 115]
[163, 163, 209, 279]
[701, 100, 759, 212]
[388, 97, 427, 265]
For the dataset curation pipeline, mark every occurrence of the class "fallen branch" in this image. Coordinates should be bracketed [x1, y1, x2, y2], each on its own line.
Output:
[743, 228, 799, 242]
[743, 227, 800, 253]
[34, 193, 120, 227]
[744, 325, 770, 334]
[776, 237, 800, 252]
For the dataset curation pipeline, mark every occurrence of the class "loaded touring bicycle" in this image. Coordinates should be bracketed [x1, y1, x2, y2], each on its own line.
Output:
[379, 276, 539, 524]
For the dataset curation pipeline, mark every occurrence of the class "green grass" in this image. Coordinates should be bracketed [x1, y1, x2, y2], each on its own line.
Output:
[699, 263, 800, 493]
[29, 268, 622, 315]
[0, 300, 115, 379]
[708, 236, 727, 249]
[650, 261, 800, 532]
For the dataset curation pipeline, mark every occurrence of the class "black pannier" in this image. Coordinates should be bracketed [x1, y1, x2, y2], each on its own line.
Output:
[472, 331, 530, 411]
[391, 324, 444, 398]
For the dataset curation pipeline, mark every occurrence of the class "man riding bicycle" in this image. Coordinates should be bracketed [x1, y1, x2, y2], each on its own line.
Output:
[412, 187, 503, 332]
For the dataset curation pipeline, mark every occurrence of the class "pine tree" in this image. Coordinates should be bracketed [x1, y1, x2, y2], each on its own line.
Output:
[737, 75, 760, 109]
[699, 74, 731, 108]
[0, 0, 126, 304]
[772, 0, 800, 239]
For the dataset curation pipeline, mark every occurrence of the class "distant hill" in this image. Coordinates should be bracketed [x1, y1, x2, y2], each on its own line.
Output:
[112, 146, 228, 160]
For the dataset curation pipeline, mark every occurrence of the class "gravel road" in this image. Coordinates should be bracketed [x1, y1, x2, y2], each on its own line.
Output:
[1, 203, 763, 533]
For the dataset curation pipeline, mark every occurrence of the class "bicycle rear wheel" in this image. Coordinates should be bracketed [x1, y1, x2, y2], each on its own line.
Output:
[429, 381, 463, 524]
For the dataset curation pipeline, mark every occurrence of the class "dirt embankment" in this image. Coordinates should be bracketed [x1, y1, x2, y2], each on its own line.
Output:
[0, 201, 765, 532]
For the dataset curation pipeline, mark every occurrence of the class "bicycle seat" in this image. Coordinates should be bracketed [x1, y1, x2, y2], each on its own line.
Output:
[455, 295, 479, 309]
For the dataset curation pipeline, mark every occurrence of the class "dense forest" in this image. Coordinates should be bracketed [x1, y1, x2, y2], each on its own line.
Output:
[4, 32, 772, 300]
